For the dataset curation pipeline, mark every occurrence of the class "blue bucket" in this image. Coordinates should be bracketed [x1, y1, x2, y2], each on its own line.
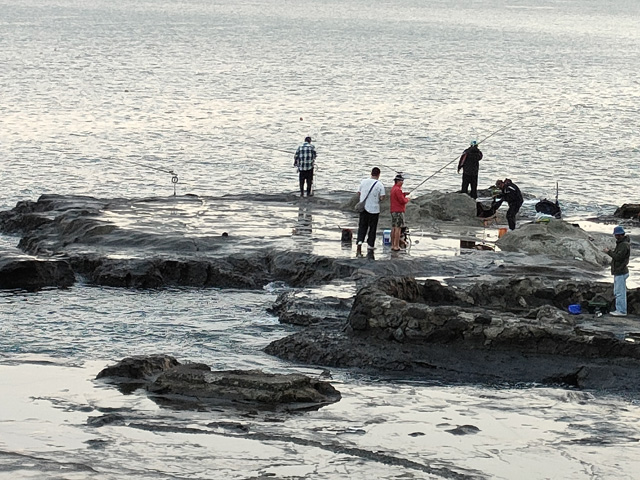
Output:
[568, 304, 581, 315]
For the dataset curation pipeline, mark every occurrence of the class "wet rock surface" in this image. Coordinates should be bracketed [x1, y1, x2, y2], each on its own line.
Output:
[266, 276, 640, 393]
[97, 355, 341, 411]
[0, 193, 621, 290]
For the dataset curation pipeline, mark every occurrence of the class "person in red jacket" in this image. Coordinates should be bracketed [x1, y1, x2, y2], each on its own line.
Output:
[390, 174, 410, 251]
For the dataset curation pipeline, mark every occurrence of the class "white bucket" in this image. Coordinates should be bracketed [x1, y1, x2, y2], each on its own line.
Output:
[383, 229, 391, 245]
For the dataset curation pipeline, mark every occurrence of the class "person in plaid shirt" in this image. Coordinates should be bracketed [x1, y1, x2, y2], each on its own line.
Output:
[294, 136, 317, 197]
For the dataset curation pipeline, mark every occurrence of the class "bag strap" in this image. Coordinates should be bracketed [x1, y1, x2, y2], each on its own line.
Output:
[362, 181, 378, 203]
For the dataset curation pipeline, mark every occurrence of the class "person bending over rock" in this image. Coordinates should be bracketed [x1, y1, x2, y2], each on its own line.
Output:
[494, 178, 523, 230]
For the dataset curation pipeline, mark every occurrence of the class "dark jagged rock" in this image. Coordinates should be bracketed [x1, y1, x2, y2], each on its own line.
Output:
[265, 276, 640, 393]
[269, 251, 357, 287]
[0, 255, 75, 290]
[148, 364, 341, 410]
[0, 194, 365, 289]
[97, 355, 341, 411]
[614, 204, 640, 219]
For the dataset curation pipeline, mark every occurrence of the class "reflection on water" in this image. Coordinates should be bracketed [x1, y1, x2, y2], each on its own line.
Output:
[1, 0, 638, 215]
[1, 0, 640, 477]
[2, 360, 640, 480]
[291, 203, 313, 253]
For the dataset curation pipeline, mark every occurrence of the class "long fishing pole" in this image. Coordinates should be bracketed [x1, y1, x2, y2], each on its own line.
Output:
[407, 116, 522, 195]
[260, 145, 294, 155]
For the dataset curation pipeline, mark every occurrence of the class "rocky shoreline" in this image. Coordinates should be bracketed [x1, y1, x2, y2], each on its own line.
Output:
[1, 192, 639, 396]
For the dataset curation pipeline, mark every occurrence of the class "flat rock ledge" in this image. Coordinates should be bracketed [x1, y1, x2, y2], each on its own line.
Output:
[265, 276, 640, 394]
[96, 355, 341, 411]
[0, 193, 627, 290]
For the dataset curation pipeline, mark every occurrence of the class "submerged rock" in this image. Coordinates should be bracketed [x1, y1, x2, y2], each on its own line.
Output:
[97, 355, 341, 411]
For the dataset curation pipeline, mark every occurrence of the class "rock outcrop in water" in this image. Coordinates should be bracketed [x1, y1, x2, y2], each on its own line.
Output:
[265, 276, 640, 393]
[0, 255, 74, 290]
[0, 193, 619, 291]
[614, 203, 640, 219]
[97, 355, 341, 411]
[495, 219, 610, 265]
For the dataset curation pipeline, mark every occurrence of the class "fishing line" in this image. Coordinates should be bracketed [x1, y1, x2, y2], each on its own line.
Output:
[107, 157, 180, 195]
[407, 116, 524, 195]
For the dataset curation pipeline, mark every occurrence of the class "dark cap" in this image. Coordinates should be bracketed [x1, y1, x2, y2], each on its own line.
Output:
[394, 174, 405, 182]
[305, 136, 312, 143]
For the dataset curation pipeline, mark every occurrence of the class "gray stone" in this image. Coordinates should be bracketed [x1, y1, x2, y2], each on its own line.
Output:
[97, 356, 341, 411]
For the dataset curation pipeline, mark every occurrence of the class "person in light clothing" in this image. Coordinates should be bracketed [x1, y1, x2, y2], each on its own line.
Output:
[356, 167, 385, 256]
[604, 225, 631, 316]
[493, 178, 523, 230]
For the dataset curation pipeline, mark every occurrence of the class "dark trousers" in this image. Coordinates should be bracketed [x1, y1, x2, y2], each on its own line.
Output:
[299, 169, 314, 196]
[506, 202, 522, 230]
[461, 174, 478, 199]
[356, 210, 379, 248]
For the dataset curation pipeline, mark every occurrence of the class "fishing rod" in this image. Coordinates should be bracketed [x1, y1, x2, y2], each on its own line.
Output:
[381, 164, 405, 175]
[407, 116, 523, 195]
[260, 145, 294, 155]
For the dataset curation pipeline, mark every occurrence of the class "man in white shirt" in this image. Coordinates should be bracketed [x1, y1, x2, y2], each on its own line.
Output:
[356, 167, 386, 256]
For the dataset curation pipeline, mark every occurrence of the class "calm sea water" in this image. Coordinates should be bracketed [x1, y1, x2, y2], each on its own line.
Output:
[1, 0, 639, 211]
[1, 1, 640, 478]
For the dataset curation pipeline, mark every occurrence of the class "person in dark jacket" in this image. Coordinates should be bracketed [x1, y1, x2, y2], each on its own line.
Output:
[604, 225, 631, 316]
[457, 140, 483, 199]
[493, 178, 523, 230]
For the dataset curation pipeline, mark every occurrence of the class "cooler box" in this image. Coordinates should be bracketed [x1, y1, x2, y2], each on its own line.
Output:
[383, 230, 391, 245]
